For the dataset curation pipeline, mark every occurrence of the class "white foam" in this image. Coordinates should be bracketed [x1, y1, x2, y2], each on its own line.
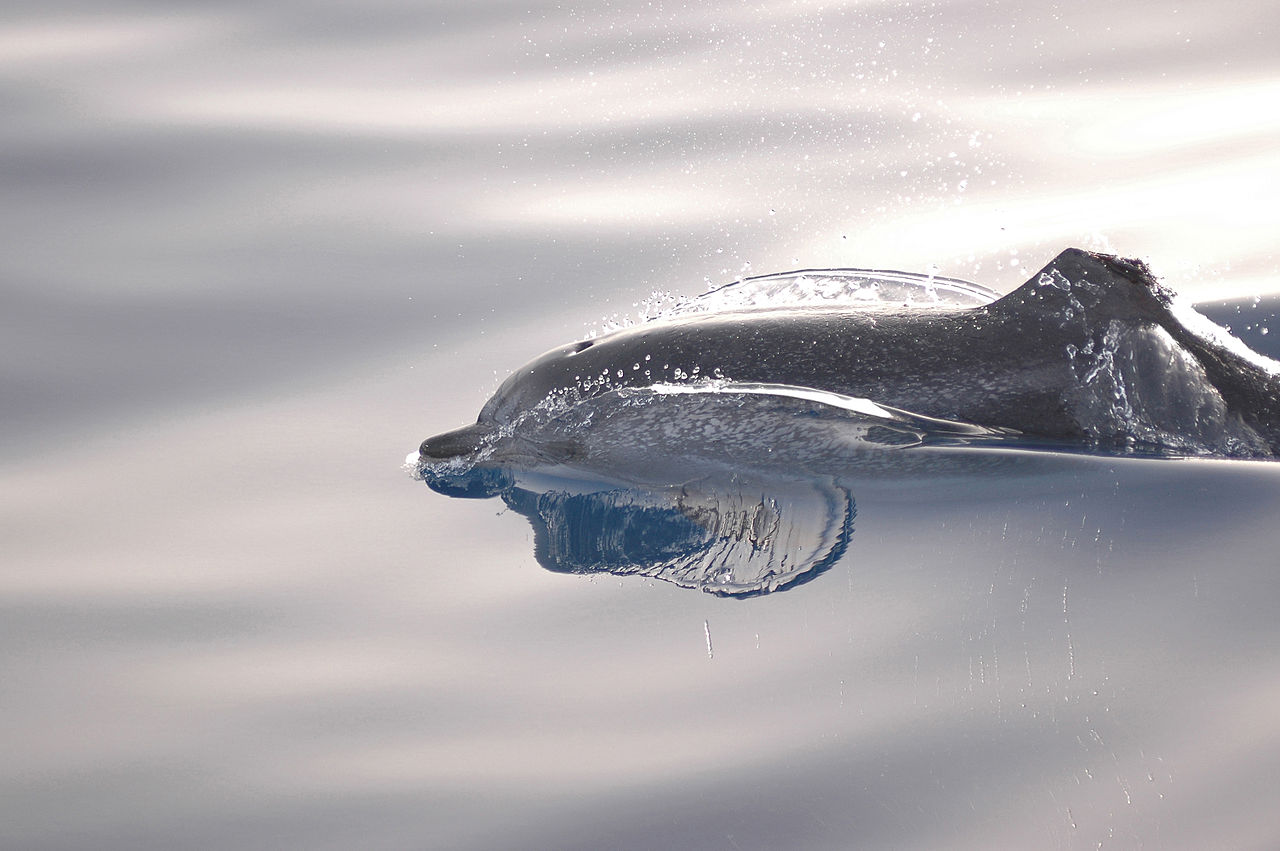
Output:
[1169, 297, 1280, 377]
[634, 268, 997, 324]
[645, 381, 897, 419]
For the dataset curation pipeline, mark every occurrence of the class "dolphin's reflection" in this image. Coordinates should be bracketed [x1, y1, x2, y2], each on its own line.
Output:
[417, 387, 1031, 596]
[498, 476, 855, 597]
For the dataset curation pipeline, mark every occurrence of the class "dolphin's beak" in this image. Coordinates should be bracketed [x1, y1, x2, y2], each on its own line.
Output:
[419, 423, 492, 460]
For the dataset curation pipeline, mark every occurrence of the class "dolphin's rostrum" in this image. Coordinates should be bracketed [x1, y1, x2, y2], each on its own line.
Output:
[421, 249, 1280, 462]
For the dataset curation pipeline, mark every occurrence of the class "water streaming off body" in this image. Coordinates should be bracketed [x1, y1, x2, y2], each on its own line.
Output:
[4, 2, 1280, 849]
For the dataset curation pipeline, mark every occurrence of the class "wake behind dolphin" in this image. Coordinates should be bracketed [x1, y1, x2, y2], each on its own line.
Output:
[420, 249, 1280, 464]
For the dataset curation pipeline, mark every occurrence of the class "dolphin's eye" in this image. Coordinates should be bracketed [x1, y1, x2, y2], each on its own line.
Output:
[567, 340, 594, 355]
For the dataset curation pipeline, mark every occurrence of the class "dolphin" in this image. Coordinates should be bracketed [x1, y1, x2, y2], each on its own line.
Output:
[420, 249, 1280, 461]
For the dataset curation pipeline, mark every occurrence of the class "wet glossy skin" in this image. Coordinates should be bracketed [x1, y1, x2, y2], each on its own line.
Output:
[421, 249, 1280, 461]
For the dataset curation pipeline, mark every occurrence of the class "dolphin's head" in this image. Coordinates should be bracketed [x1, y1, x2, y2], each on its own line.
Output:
[478, 338, 605, 424]
[418, 338, 608, 464]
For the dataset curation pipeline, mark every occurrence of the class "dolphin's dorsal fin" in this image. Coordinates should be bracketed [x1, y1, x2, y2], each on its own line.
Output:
[989, 248, 1171, 323]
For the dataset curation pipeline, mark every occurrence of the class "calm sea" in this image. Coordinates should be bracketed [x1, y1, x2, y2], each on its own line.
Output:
[4, 1, 1280, 848]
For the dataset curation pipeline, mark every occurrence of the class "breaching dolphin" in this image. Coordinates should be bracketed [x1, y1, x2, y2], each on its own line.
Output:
[420, 249, 1280, 461]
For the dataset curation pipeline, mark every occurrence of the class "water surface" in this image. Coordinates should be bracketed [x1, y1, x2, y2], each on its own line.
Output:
[4, 1, 1280, 848]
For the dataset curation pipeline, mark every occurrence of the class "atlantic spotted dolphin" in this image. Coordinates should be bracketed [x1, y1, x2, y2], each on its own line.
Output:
[420, 249, 1280, 461]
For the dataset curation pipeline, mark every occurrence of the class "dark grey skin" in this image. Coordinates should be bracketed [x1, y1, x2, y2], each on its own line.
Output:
[421, 249, 1280, 460]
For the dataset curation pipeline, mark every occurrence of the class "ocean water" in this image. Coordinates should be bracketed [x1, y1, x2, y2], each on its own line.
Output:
[4, 1, 1280, 849]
